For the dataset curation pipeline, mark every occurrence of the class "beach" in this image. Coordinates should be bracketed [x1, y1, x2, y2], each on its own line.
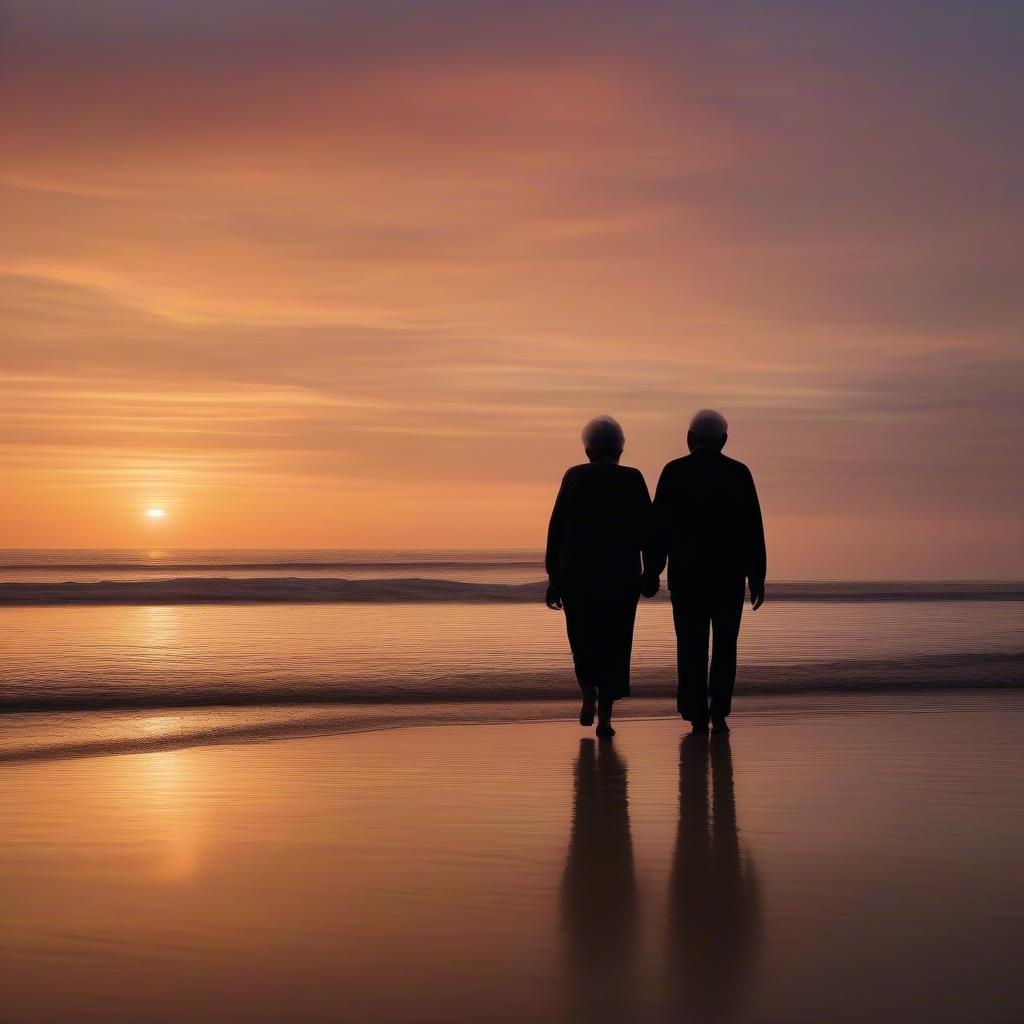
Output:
[7, 1, 1023, 1019]
[3, 694, 1022, 1024]
[3, 552, 1022, 1022]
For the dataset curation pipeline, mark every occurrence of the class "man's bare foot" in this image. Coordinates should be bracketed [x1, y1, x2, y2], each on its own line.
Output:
[579, 692, 596, 727]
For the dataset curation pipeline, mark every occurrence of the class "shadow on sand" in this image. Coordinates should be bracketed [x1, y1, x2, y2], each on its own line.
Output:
[561, 734, 760, 1023]
[667, 733, 761, 1022]
[561, 738, 638, 1022]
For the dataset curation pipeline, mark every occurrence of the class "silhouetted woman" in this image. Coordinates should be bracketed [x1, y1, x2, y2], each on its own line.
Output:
[545, 415, 655, 737]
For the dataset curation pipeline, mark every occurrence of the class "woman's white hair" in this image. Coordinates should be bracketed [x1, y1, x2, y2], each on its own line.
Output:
[689, 408, 728, 445]
[581, 414, 625, 457]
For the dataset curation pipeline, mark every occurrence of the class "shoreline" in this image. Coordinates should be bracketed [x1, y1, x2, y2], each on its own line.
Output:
[3, 689, 1021, 766]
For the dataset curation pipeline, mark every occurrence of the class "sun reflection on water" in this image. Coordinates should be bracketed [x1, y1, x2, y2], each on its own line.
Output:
[137, 604, 179, 648]
[130, 748, 205, 883]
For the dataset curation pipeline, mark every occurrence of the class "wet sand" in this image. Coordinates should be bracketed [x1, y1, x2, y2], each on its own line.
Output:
[2, 695, 1023, 1023]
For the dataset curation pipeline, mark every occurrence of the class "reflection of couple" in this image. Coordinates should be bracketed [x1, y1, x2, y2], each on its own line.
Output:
[561, 735, 760, 1023]
[546, 410, 766, 737]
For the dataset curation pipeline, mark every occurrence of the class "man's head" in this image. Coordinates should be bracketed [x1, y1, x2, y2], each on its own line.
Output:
[687, 409, 728, 452]
[581, 414, 625, 463]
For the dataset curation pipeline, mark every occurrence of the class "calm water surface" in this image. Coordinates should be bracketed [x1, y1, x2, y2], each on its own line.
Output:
[1, 550, 1020, 759]
[1, 600, 1021, 704]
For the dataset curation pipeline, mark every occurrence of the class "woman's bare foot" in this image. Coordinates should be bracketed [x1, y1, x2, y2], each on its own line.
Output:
[596, 697, 615, 738]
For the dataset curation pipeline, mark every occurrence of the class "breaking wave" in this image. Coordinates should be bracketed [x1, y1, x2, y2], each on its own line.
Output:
[2, 577, 1022, 606]
[2, 652, 1021, 713]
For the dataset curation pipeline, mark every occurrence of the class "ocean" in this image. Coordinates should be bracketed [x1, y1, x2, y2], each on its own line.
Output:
[1, 549, 1021, 761]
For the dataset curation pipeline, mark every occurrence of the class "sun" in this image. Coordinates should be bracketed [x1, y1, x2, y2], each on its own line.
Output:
[145, 508, 166, 519]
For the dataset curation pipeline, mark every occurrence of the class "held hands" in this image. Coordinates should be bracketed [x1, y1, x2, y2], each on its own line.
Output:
[640, 572, 660, 599]
[750, 583, 765, 611]
[545, 583, 563, 610]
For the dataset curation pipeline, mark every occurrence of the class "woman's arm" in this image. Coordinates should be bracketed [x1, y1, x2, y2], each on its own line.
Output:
[544, 471, 571, 608]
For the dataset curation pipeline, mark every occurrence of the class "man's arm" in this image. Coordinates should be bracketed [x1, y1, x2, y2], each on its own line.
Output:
[645, 465, 671, 586]
[745, 468, 766, 610]
[544, 472, 570, 609]
[633, 470, 659, 597]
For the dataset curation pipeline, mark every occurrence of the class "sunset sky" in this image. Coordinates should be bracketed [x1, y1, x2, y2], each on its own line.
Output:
[2, 1, 1022, 576]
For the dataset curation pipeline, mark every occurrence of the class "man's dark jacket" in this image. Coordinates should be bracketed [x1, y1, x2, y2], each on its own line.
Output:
[649, 449, 766, 591]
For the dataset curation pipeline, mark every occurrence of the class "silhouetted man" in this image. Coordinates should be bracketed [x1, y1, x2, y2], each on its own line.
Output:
[545, 415, 655, 738]
[647, 410, 766, 734]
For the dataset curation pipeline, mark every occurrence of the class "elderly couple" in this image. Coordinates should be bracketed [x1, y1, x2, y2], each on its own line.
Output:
[545, 410, 766, 739]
